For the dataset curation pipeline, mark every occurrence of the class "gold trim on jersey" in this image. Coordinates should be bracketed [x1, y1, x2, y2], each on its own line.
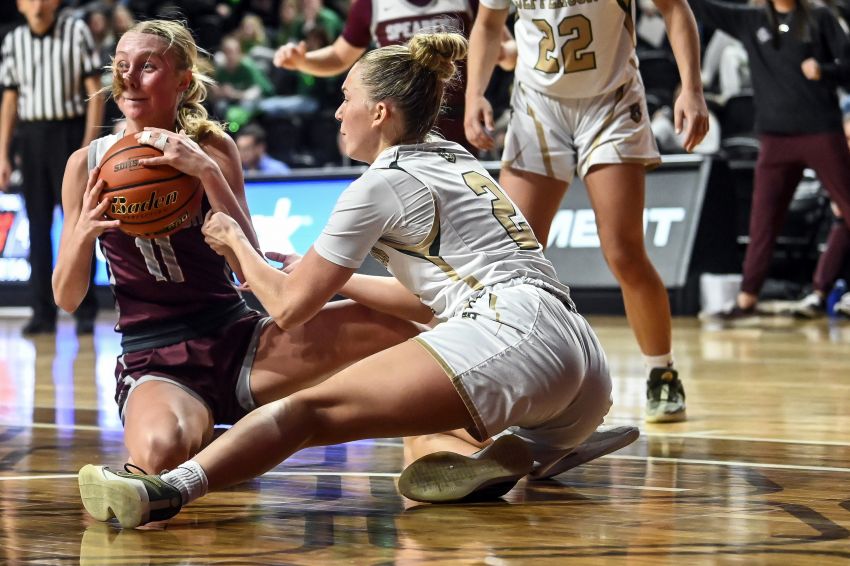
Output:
[489, 293, 501, 323]
[523, 85, 555, 178]
[378, 193, 484, 292]
[586, 81, 628, 156]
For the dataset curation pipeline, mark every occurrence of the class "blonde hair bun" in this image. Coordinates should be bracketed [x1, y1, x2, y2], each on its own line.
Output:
[408, 32, 468, 83]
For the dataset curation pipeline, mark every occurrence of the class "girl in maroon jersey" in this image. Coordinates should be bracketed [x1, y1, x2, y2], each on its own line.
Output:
[52, 20, 418, 477]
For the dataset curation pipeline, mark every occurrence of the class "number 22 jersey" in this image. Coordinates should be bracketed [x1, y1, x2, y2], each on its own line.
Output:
[482, 0, 639, 98]
[313, 141, 572, 320]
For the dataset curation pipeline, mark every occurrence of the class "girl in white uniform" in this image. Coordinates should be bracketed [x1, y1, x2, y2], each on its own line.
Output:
[465, 0, 710, 423]
[78, 31, 625, 527]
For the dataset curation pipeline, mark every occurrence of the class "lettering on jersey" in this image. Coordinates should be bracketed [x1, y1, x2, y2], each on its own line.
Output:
[370, 247, 390, 267]
[512, 0, 599, 9]
[110, 190, 179, 216]
[547, 207, 686, 248]
[384, 16, 463, 44]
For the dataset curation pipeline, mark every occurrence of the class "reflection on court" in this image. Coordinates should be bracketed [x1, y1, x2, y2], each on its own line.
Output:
[1, 313, 849, 564]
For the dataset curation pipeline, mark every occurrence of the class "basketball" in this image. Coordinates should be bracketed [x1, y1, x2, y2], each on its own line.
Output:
[97, 134, 202, 239]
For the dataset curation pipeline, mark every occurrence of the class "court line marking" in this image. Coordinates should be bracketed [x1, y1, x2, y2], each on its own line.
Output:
[0, 471, 686, 492]
[641, 431, 850, 447]
[6, 423, 850, 449]
[608, 454, 850, 473]
[4, 453, 850, 483]
[0, 474, 78, 481]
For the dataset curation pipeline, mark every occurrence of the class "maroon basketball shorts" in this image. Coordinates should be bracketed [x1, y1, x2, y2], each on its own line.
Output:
[113, 312, 269, 424]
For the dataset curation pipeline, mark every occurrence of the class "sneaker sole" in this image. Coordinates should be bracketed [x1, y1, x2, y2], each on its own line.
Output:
[78, 465, 147, 529]
[397, 434, 533, 503]
[529, 426, 640, 480]
[645, 408, 687, 423]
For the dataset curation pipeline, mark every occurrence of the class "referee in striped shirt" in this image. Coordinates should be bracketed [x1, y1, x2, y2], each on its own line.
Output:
[0, 0, 104, 335]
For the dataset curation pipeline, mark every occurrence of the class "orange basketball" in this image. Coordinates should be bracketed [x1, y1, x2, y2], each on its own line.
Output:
[97, 134, 202, 239]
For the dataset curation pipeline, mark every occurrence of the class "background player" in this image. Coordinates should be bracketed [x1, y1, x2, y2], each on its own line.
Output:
[77, 31, 629, 528]
[464, 0, 709, 423]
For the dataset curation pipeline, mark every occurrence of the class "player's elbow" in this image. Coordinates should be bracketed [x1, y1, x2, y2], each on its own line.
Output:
[270, 304, 306, 331]
[52, 279, 84, 314]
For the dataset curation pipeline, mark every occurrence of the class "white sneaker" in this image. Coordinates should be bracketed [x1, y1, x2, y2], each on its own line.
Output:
[397, 435, 533, 503]
[834, 292, 850, 318]
[784, 292, 825, 319]
[528, 425, 640, 480]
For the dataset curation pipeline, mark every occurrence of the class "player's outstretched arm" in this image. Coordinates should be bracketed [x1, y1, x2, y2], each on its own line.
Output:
[264, 252, 433, 324]
[654, 0, 710, 152]
[339, 274, 435, 324]
[465, 5, 509, 151]
[274, 36, 366, 77]
[204, 213, 355, 329]
[53, 149, 119, 313]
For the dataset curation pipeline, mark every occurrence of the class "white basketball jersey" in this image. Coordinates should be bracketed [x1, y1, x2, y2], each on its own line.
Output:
[482, 0, 639, 98]
[313, 142, 571, 319]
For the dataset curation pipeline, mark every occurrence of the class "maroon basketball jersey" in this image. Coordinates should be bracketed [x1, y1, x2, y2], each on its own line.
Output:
[89, 133, 246, 334]
[98, 201, 244, 332]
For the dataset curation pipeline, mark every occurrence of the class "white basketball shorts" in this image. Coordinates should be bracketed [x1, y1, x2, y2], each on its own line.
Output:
[414, 277, 612, 452]
[501, 76, 661, 183]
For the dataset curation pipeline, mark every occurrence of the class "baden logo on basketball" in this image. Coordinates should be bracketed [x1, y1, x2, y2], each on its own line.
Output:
[110, 190, 179, 216]
[97, 135, 203, 239]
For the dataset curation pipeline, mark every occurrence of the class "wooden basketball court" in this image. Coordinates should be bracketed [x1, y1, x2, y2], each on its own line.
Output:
[1, 311, 849, 564]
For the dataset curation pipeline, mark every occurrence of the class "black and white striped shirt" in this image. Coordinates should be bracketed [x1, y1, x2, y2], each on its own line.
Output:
[0, 13, 101, 122]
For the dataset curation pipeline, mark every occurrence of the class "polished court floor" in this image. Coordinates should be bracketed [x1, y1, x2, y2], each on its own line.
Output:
[1, 310, 849, 565]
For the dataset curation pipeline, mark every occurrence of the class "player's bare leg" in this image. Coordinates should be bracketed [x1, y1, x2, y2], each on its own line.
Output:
[585, 163, 685, 423]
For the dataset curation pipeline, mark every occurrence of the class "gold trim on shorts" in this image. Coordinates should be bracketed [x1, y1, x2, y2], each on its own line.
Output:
[412, 336, 489, 441]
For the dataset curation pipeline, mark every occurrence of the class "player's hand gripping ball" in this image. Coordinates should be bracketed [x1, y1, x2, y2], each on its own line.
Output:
[97, 133, 201, 238]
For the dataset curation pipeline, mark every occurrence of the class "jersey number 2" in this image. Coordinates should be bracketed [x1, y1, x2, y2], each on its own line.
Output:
[462, 171, 539, 250]
[533, 16, 596, 74]
[135, 237, 185, 283]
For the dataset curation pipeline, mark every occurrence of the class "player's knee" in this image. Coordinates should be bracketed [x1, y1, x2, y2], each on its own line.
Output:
[128, 423, 199, 473]
[603, 244, 651, 285]
[285, 391, 345, 448]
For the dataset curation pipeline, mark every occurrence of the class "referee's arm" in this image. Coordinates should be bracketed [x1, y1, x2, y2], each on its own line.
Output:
[0, 88, 18, 191]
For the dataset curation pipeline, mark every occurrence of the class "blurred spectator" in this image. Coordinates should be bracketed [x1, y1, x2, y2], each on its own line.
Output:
[84, 3, 117, 67]
[263, 25, 338, 119]
[234, 12, 277, 72]
[301, 0, 343, 39]
[236, 123, 292, 174]
[691, 0, 850, 322]
[701, 29, 750, 103]
[273, 0, 302, 46]
[272, 0, 517, 152]
[211, 35, 276, 127]
[236, 13, 272, 53]
[111, 4, 135, 39]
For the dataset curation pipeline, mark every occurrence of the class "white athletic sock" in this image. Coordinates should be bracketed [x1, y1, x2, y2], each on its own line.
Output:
[161, 460, 209, 505]
[644, 352, 674, 371]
